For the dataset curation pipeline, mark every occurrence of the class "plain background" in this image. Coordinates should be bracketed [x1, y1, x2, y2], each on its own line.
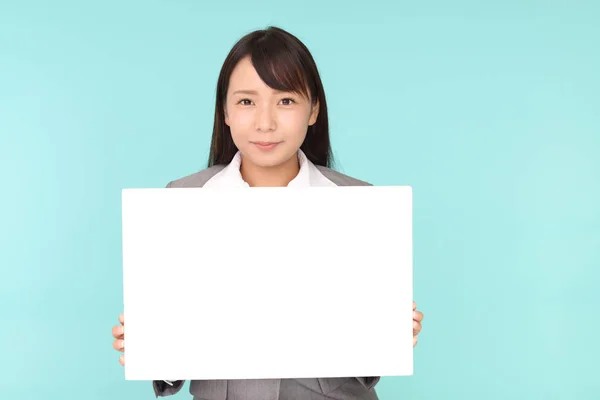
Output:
[1, 1, 599, 399]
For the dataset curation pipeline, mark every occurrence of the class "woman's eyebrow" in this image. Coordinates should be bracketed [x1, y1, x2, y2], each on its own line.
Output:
[232, 89, 259, 95]
[231, 89, 301, 97]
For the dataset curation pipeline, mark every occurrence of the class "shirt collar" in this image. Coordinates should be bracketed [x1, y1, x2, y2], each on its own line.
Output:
[203, 149, 335, 188]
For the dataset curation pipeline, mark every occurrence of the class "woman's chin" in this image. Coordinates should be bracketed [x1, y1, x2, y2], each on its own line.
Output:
[243, 147, 296, 169]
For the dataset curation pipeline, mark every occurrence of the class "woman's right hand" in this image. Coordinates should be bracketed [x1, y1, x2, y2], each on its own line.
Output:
[112, 313, 125, 366]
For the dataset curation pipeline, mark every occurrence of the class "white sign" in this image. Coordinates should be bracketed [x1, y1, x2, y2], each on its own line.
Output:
[121, 186, 413, 381]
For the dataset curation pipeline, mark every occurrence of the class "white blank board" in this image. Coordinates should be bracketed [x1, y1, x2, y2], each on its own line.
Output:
[121, 186, 413, 381]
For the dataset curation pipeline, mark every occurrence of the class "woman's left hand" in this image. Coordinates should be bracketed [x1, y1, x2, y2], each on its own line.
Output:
[413, 301, 423, 347]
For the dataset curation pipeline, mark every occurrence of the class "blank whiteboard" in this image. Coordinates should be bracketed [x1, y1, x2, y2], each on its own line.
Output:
[121, 186, 413, 381]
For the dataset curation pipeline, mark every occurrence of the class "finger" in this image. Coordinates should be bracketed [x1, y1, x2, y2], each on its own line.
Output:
[119, 355, 125, 366]
[113, 339, 125, 352]
[413, 301, 416, 311]
[119, 313, 124, 325]
[413, 310, 424, 322]
[413, 321, 422, 336]
[112, 325, 124, 339]
[413, 336, 418, 347]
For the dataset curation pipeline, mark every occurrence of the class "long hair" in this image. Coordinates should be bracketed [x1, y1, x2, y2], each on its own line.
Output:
[208, 26, 333, 168]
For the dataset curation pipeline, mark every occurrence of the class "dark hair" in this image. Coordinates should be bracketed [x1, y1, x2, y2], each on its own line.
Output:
[207, 26, 333, 168]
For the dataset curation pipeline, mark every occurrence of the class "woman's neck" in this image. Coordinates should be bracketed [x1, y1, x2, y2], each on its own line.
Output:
[240, 153, 300, 187]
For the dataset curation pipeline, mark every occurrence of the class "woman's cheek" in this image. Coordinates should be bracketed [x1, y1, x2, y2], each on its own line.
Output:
[279, 111, 306, 133]
[230, 110, 254, 132]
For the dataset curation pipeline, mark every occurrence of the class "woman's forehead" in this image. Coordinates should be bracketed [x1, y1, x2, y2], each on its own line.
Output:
[228, 57, 265, 89]
[228, 54, 311, 98]
[228, 58, 305, 97]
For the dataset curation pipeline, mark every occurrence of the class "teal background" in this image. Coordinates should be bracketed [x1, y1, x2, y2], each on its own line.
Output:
[1, 0, 599, 399]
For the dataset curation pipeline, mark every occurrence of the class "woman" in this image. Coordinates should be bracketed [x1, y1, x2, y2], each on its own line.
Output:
[112, 26, 424, 400]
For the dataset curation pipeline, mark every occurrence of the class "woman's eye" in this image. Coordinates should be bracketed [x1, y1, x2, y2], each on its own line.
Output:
[238, 99, 253, 106]
[280, 98, 295, 105]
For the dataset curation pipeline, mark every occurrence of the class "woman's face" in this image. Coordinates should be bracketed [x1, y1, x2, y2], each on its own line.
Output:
[224, 56, 319, 168]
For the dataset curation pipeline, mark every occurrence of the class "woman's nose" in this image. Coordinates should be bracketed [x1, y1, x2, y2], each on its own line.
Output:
[255, 106, 276, 132]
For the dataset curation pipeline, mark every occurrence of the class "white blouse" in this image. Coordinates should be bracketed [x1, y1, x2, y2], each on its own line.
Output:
[202, 149, 336, 188]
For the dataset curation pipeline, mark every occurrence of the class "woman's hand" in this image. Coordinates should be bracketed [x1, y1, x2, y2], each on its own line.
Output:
[413, 302, 423, 347]
[110, 305, 423, 367]
[112, 313, 125, 366]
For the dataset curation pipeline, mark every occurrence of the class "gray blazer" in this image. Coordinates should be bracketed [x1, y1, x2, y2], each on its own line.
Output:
[152, 165, 380, 400]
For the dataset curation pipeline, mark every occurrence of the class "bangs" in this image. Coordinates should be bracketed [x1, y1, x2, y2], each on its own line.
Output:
[250, 40, 313, 101]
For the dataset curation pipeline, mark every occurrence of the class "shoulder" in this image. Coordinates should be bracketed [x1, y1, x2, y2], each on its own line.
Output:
[165, 165, 226, 188]
[165, 165, 371, 188]
[316, 166, 372, 186]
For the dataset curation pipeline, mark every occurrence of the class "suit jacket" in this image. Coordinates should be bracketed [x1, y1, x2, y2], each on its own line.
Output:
[152, 164, 380, 400]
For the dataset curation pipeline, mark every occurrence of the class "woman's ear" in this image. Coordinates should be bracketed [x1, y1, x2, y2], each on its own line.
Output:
[308, 99, 320, 126]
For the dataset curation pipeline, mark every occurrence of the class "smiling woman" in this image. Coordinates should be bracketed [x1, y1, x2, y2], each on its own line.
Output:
[209, 26, 331, 187]
[111, 26, 424, 400]
[223, 56, 320, 186]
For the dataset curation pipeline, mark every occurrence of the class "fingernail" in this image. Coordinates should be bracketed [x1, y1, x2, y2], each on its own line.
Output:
[413, 311, 417, 318]
[120, 340, 125, 349]
[118, 327, 124, 335]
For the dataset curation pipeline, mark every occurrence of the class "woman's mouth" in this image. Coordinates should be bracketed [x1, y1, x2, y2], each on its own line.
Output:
[252, 141, 281, 151]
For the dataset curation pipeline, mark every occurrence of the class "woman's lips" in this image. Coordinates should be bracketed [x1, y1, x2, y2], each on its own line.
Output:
[253, 141, 280, 151]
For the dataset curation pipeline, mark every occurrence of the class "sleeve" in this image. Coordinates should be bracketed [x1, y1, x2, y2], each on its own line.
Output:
[152, 380, 186, 398]
[355, 377, 380, 391]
